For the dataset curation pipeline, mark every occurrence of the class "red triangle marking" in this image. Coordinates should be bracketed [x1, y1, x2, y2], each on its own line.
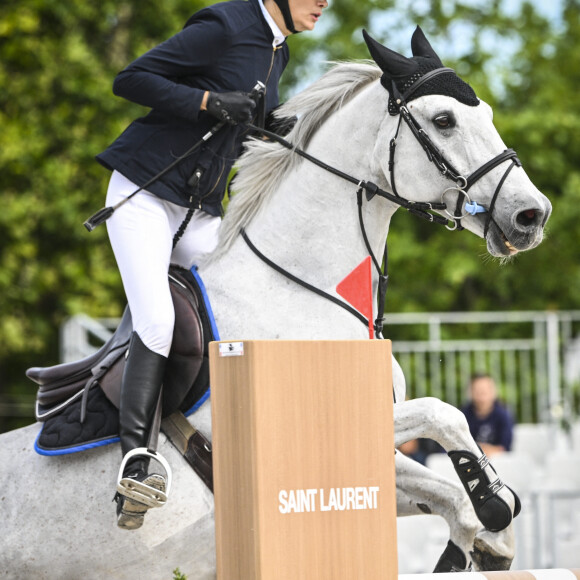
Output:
[336, 256, 374, 338]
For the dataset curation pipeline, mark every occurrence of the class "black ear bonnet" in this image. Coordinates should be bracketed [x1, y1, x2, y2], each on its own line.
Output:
[363, 28, 479, 115]
[384, 56, 480, 115]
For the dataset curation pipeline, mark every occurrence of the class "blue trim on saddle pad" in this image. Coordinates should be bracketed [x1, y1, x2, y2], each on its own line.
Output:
[190, 265, 221, 341]
[34, 433, 120, 456]
[183, 265, 220, 417]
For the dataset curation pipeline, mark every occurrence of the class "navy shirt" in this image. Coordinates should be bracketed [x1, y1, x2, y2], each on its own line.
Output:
[97, 0, 289, 216]
[461, 400, 514, 451]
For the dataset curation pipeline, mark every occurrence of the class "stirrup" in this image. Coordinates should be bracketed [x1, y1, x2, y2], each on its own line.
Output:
[116, 448, 172, 508]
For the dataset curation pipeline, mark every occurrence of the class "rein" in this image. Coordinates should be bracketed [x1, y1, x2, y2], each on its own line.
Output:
[242, 72, 522, 337]
[244, 122, 396, 338]
[240, 228, 371, 329]
[247, 123, 450, 227]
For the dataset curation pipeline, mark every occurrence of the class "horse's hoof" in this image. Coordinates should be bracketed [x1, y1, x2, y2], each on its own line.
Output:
[471, 535, 513, 571]
[115, 472, 166, 531]
[448, 450, 516, 532]
[433, 540, 471, 572]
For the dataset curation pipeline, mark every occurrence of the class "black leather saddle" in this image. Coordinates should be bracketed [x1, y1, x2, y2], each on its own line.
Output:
[27, 265, 212, 439]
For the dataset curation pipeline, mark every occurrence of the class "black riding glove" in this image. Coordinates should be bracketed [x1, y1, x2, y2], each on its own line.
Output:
[206, 91, 256, 125]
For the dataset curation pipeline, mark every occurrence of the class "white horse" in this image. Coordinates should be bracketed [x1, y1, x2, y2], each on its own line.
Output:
[0, 29, 551, 579]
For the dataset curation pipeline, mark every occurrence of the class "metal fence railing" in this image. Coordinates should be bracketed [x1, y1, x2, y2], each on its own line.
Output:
[383, 310, 580, 426]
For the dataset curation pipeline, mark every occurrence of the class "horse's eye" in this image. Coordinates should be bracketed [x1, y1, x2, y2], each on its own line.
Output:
[433, 114, 454, 129]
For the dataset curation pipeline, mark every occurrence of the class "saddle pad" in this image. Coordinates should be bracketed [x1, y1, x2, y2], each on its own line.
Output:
[35, 386, 120, 453]
[34, 266, 219, 455]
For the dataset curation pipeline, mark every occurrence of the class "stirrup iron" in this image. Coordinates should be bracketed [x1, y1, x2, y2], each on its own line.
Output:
[117, 448, 172, 508]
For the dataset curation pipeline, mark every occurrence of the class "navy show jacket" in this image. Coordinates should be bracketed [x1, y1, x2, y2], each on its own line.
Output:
[97, 0, 289, 216]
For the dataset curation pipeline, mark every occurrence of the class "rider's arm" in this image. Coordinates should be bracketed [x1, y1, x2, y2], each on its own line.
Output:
[112, 10, 229, 122]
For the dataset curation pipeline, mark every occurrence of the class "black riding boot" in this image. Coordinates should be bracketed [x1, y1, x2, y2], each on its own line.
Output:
[115, 331, 168, 530]
[119, 331, 167, 472]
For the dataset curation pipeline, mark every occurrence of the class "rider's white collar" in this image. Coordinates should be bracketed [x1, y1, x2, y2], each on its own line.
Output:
[258, 0, 286, 46]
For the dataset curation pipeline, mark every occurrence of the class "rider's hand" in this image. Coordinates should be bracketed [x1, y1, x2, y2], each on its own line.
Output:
[206, 91, 256, 125]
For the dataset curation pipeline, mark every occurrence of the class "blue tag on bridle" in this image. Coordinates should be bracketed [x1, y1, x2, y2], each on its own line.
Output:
[465, 201, 487, 215]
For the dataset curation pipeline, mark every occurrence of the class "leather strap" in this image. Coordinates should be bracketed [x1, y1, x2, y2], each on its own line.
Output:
[241, 228, 370, 330]
[161, 411, 213, 493]
[146, 389, 164, 454]
[185, 431, 214, 493]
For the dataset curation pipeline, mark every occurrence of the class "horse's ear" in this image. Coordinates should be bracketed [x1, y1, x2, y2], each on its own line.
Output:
[363, 29, 417, 78]
[410, 26, 443, 65]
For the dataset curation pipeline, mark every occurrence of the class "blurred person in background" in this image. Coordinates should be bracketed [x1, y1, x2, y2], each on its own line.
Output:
[461, 372, 514, 457]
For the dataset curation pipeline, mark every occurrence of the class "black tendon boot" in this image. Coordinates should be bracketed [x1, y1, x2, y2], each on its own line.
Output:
[433, 540, 471, 573]
[115, 332, 168, 530]
[448, 450, 521, 532]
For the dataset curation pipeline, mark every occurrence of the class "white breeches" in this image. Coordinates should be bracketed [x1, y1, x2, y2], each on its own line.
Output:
[106, 170, 221, 356]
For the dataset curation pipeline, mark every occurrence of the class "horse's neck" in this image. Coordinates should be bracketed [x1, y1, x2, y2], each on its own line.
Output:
[200, 83, 400, 338]
[241, 84, 397, 286]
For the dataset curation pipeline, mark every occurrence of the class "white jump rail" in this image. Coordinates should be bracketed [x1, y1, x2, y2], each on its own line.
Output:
[400, 569, 580, 579]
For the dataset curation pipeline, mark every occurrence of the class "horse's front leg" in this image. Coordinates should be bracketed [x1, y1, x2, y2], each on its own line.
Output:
[395, 450, 479, 572]
[393, 398, 519, 542]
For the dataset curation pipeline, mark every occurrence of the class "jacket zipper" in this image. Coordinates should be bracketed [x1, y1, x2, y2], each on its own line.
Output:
[264, 45, 281, 88]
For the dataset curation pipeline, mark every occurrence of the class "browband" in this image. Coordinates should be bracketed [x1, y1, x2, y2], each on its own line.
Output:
[392, 67, 456, 110]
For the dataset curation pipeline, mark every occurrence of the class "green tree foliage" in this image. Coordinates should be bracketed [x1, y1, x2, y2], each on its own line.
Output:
[320, 0, 580, 316]
[0, 0, 210, 430]
[1, 0, 579, 431]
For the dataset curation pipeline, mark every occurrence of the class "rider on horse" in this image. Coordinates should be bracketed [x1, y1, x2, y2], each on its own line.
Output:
[95, 0, 328, 530]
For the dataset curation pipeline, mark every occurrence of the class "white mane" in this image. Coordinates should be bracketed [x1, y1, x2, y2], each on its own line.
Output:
[211, 61, 382, 258]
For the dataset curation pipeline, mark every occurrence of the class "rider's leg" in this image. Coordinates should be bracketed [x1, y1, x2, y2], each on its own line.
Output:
[106, 171, 221, 529]
[106, 172, 186, 527]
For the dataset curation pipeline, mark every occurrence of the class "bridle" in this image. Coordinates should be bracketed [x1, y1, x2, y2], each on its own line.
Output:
[242, 67, 523, 338]
[387, 67, 521, 234]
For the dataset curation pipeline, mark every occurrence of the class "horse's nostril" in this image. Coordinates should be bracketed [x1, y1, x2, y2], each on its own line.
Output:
[516, 208, 539, 228]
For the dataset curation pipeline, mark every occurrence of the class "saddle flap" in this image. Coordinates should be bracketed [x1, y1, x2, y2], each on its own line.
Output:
[26, 307, 133, 387]
[162, 269, 205, 416]
[95, 266, 206, 416]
